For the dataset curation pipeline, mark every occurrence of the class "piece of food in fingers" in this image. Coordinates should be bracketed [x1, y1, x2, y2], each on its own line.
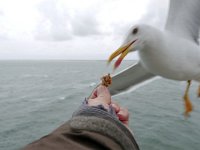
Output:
[101, 73, 112, 87]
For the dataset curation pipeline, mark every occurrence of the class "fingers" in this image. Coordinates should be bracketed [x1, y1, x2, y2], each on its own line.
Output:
[111, 101, 129, 126]
[117, 107, 129, 125]
[89, 88, 98, 99]
[111, 101, 120, 113]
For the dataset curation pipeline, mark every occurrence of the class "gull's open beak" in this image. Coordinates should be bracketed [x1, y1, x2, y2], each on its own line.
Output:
[108, 39, 137, 69]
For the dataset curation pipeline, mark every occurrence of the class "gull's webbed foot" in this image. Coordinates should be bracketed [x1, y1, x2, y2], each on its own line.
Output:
[183, 80, 193, 117]
[197, 85, 200, 97]
[183, 94, 193, 117]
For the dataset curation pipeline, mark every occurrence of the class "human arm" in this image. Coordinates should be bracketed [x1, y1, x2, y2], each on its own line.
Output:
[23, 85, 139, 150]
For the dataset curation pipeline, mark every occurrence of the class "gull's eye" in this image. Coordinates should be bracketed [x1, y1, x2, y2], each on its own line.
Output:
[132, 28, 138, 34]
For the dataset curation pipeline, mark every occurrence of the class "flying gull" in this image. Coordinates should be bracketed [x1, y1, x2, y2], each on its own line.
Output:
[107, 0, 200, 116]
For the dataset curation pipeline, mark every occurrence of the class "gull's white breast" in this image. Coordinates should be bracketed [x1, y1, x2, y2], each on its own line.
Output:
[138, 32, 200, 81]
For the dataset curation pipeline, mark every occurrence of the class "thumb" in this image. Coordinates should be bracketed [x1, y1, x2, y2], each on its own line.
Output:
[96, 85, 111, 100]
[88, 85, 111, 105]
[89, 85, 110, 99]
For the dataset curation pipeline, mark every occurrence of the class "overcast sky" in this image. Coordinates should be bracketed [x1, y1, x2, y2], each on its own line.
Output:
[0, 0, 169, 60]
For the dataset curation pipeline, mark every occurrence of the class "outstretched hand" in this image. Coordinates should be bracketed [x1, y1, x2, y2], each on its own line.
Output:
[88, 85, 129, 127]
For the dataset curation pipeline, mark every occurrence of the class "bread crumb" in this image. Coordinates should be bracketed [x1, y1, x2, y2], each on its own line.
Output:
[101, 73, 112, 87]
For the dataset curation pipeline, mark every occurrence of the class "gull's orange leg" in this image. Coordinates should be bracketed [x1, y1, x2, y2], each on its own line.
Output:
[197, 84, 200, 97]
[183, 80, 193, 117]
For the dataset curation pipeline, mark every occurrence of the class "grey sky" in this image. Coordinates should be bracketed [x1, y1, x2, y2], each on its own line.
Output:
[0, 0, 169, 60]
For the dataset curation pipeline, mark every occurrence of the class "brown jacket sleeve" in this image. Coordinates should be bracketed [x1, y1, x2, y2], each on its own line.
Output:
[23, 106, 140, 150]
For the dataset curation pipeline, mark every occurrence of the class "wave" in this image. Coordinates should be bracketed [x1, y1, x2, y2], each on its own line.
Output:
[21, 74, 49, 78]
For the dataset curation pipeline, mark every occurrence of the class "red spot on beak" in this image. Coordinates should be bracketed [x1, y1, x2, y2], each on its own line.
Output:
[114, 58, 122, 69]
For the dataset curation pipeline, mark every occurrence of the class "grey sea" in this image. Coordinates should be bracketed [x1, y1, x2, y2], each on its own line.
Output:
[1, 60, 200, 150]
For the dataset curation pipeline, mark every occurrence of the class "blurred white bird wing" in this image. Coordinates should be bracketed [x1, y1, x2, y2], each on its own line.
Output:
[109, 62, 155, 95]
[165, 0, 200, 44]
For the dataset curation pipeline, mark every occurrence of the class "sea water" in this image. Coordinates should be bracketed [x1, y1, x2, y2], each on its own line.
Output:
[0, 60, 200, 150]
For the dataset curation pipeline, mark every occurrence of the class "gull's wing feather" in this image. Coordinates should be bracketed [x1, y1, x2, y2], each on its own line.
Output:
[109, 62, 155, 95]
[165, 0, 200, 44]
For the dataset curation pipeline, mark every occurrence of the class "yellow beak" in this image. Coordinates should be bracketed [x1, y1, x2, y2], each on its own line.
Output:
[108, 40, 136, 69]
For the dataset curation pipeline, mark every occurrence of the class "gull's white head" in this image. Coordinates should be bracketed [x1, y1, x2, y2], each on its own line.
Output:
[108, 24, 156, 69]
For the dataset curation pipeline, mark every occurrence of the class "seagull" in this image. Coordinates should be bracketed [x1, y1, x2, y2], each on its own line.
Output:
[107, 0, 200, 116]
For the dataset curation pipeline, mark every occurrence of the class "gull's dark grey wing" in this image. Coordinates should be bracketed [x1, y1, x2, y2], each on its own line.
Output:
[165, 0, 200, 44]
[109, 62, 155, 95]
